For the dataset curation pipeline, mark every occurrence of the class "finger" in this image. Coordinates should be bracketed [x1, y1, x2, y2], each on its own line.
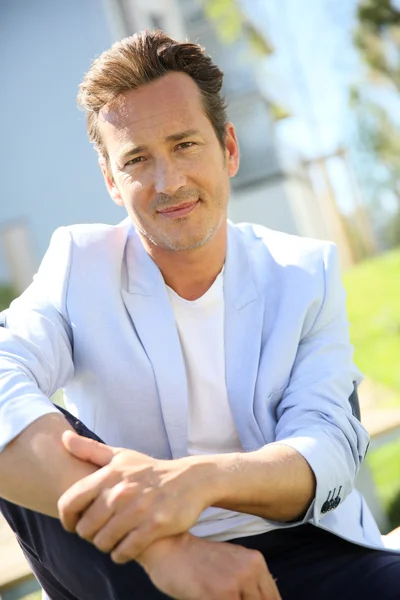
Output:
[75, 488, 116, 542]
[258, 570, 282, 600]
[110, 525, 155, 564]
[58, 467, 114, 532]
[93, 508, 140, 553]
[62, 431, 117, 467]
[88, 482, 140, 550]
[241, 585, 264, 600]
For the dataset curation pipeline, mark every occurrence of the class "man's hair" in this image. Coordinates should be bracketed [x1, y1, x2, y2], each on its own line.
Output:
[78, 29, 228, 160]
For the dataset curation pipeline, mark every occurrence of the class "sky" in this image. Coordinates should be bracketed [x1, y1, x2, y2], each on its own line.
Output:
[239, 0, 391, 216]
[241, 0, 362, 157]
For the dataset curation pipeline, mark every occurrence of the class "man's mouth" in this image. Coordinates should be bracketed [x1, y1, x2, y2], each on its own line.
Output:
[157, 200, 200, 219]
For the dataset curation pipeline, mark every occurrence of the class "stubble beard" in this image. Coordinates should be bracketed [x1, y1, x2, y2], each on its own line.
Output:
[131, 183, 229, 252]
[137, 210, 225, 252]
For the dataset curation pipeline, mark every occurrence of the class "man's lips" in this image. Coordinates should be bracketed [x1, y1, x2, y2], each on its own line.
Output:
[157, 200, 200, 219]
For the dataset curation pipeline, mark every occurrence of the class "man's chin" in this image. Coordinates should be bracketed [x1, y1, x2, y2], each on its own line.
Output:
[161, 235, 210, 252]
[139, 221, 222, 252]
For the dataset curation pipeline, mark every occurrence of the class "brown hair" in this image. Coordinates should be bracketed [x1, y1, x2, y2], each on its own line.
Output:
[77, 29, 228, 159]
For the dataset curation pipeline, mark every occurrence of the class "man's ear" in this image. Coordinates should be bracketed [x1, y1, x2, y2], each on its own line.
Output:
[98, 157, 124, 207]
[224, 122, 240, 178]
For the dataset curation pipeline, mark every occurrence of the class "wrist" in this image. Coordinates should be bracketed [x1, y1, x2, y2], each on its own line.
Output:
[137, 532, 191, 574]
[180, 452, 239, 508]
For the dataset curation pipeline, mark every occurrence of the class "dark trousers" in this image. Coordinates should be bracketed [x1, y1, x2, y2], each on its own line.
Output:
[1, 408, 400, 600]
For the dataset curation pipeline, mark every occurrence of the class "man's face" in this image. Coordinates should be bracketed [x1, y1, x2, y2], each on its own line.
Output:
[98, 72, 239, 251]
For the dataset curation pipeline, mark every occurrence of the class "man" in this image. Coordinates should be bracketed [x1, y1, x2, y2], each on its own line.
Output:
[0, 30, 399, 600]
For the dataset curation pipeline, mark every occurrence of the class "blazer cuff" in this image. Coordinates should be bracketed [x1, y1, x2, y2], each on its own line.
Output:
[275, 435, 354, 524]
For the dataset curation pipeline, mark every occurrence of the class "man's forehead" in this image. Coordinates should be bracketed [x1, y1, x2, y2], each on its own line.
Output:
[98, 75, 207, 145]
[98, 87, 211, 154]
[100, 72, 203, 128]
[99, 105, 202, 152]
[100, 98, 192, 132]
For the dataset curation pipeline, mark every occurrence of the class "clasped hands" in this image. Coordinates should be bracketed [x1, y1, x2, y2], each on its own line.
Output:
[58, 432, 281, 600]
[58, 432, 210, 562]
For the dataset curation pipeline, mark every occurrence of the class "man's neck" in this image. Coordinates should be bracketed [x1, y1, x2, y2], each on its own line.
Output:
[140, 229, 227, 301]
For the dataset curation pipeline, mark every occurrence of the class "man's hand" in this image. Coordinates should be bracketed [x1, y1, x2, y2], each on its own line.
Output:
[139, 533, 282, 600]
[58, 432, 213, 560]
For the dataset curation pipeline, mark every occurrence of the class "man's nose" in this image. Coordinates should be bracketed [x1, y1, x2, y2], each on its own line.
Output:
[154, 157, 187, 195]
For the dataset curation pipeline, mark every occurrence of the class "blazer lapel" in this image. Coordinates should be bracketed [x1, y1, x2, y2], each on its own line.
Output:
[224, 224, 266, 451]
[121, 230, 188, 458]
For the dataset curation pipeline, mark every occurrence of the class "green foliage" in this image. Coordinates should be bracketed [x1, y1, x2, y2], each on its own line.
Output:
[387, 487, 400, 529]
[355, 0, 400, 87]
[269, 102, 291, 122]
[351, 0, 400, 184]
[358, 0, 400, 35]
[202, 0, 289, 121]
[352, 99, 400, 173]
[351, 2, 400, 246]
[350, 98, 400, 247]
[362, 105, 400, 167]
[367, 438, 400, 529]
[203, 0, 274, 55]
[0, 284, 16, 312]
[343, 248, 400, 395]
[385, 208, 400, 248]
[357, 0, 400, 31]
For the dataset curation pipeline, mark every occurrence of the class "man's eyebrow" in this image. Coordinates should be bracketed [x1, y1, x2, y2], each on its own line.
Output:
[119, 143, 148, 159]
[165, 129, 201, 143]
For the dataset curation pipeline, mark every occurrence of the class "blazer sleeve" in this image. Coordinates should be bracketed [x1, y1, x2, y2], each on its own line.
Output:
[0, 227, 74, 452]
[273, 242, 370, 524]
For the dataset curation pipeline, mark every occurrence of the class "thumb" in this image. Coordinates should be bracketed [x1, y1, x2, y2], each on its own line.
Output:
[62, 430, 117, 467]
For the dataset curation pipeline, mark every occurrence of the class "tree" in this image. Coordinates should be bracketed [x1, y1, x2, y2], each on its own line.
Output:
[202, 0, 290, 120]
[203, 0, 274, 56]
[351, 1, 400, 247]
[355, 0, 400, 89]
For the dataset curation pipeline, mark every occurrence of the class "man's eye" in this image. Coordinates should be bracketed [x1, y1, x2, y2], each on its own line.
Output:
[177, 142, 195, 150]
[126, 156, 145, 166]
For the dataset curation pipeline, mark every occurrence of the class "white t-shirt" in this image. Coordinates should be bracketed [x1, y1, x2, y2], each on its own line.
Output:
[166, 271, 273, 542]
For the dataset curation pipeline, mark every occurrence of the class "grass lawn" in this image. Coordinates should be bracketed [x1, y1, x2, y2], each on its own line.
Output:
[343, 247, 400, 528]
[367, 438, 400, 529]
[343, 248, 400, 404]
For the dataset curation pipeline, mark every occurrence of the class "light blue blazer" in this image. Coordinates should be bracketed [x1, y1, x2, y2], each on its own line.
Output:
[0, 219, 393, 551]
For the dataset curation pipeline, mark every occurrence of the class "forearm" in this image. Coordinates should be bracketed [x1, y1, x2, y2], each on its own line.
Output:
[186, 443, 316, 522]
[0, 413, 186, 572]
[0, 413, 98, 516]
